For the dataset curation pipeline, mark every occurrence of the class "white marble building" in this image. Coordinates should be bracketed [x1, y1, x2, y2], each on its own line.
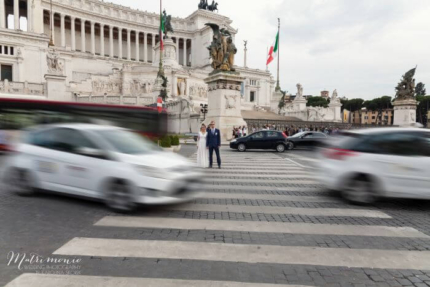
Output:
[279, 84, 342, 123]
[0, 0, 275, 116]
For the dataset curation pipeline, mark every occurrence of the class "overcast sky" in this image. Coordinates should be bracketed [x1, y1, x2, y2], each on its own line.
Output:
[110, 0, 430, 100]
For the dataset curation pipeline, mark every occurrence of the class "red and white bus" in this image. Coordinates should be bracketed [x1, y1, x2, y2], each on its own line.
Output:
[0, 98, 167, 151]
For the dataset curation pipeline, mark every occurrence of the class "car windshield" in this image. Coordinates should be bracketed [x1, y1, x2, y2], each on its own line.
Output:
[93, 129, 161, 155]
[290, 132, 306, 138]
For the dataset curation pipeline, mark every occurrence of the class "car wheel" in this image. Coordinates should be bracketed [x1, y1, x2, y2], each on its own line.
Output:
[238, 143, 246, 152]
[341, 175, 377, 205]
[287, 142, 295, 150]
[105, 180, 136, 213]
[276, 144, 285, 153]
[6, 168, 35, 197]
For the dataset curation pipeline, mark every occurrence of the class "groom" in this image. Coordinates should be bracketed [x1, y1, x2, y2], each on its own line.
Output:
[206, 121, 221, 169]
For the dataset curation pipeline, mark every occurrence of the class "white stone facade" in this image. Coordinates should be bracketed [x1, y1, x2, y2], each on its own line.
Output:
[0, 0, 275, 112]
[278, 87, 342, 123]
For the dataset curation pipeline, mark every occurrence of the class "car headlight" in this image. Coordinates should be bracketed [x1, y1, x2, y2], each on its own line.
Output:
[134, 165, 172, 179]
[231, 139, 237, 143]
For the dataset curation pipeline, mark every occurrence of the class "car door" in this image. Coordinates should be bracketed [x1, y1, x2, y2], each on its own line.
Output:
[265, 131, 281, 149]
[53, 128, 110, 198]
[300, 133, 314, 147]
[359, 132, 430, 197]
[247, 132, 265, 149]
[26, 128, 66, 190]
[312, 132, 328, 147]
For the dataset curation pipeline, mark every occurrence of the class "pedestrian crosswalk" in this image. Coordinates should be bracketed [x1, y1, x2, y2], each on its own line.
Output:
[6, 148, 430, 286]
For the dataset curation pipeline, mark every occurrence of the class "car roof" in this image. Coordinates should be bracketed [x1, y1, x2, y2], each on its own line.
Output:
[343, 127, 430, 135]
[27, 123, 124, 132]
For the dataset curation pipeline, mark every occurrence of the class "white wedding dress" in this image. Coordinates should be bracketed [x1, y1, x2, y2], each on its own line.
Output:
[197, 132, 209, 168]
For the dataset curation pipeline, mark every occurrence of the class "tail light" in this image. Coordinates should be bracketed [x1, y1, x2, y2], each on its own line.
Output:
[323, 148, 357, 160]
[282, 132, 288, 139]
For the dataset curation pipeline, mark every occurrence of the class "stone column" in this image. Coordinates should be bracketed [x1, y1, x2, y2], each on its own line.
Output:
[71, 17, 76, 51]
[81, 19, 86, 52]
[27, 0, 33, 31]
[100, 24, 105, 57]
[90, 21, 95, 55]
[176, 38, 180, 62]
[151, 33, 155, 63]
[143, 32, 148, 62]
[183, 38, 187, 66]
[135, 31, 139, 61]
[0, 0, 5, 28]
[127, 29, 131, 60]
[109, 26, 114, 58]
[189, 39, 193, 67]
[51, 12, 55, 43]
[60, 14, 66, 47]
[14, 0, 19, 29]
[118, 28, 123, 59]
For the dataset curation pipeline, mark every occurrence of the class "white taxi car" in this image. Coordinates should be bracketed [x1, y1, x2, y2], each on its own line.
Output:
[2, 124, 202, 212]
[318, 128, 430, 204]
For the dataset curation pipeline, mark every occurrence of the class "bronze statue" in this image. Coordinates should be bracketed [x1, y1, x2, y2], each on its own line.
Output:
[395, 67, 416, 100]
[206, 23, 237, 72]
[199, 0, 218, 12]
[208, 1, 218, 12]
[162, 10, 174, 38]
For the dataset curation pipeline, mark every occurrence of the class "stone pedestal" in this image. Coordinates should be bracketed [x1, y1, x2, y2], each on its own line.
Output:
[204, 71, 247, 143]
[329, 100, 342, 122]
[293, 97, 307, 111]
[270, 90, 283, 113]
[153, 38, 180, 69]
[393, 98, 417, 127]
[45, 74, 68, 101]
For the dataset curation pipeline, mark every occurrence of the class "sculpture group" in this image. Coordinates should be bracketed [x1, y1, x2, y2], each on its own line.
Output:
[206, 23, 237, 72]
[395, 67, 416, 101]
[162, 10, 174, 39]
[198, 0, 218, 12]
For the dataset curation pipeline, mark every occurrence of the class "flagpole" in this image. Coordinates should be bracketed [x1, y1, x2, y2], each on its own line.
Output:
[276, 18, 280, 91]
[266, 46, 269, 72]
[159, 0, 163, 76]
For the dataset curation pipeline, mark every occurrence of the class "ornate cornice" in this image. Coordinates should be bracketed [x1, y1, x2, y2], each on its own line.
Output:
[0, 29, 49, 46]
[44, 0, 196, 34]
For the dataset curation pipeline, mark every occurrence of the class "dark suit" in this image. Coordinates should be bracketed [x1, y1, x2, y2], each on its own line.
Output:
[206, 128, 221, 168]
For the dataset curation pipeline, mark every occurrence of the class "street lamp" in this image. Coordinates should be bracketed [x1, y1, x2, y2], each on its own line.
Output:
[200, 104, 208, 121]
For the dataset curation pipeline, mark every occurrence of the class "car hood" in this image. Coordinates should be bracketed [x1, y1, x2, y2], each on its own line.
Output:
[117, 151, 192, 169]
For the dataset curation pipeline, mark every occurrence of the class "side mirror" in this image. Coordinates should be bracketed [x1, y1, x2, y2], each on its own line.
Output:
[76, 147, 107, 159]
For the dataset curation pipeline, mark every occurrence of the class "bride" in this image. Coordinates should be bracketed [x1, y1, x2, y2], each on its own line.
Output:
[197, 124, 209, 168]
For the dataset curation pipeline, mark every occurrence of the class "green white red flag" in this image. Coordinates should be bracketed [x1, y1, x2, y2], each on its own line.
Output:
[267, 32, 279, 66]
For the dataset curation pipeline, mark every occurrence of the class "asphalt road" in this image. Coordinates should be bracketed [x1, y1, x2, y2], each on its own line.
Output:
[2, 149, 430, 287]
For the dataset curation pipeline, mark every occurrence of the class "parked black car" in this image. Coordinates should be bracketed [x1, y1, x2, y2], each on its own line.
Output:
[230, 130, 288, 152]
[286, 131, 328, 150]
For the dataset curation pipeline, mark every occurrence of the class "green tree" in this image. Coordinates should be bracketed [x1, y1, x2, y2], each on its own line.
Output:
[342, 98, 364, 112]
[415, 82, 426, 97]
[416, 95, 430, 125]
[364, 96, 393, 125]
[307, 96, 329, 108]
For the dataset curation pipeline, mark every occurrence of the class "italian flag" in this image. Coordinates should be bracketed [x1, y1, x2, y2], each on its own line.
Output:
[159, 13, 165, 50]
[267, 32, 279, 66]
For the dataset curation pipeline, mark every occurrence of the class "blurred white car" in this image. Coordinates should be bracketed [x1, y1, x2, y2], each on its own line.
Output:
[318, 128, 430, 204]
[2, 124, 202, 212]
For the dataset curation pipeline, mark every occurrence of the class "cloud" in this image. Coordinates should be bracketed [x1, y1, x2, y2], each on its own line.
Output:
[109, 0, 430, 99]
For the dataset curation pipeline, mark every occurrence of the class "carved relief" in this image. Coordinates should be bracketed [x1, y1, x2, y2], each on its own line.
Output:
[46, 50, 64, 75]
[189, 84, 208, 98]
[92, 80, 122, 95]
[225, 95, 237, 109]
